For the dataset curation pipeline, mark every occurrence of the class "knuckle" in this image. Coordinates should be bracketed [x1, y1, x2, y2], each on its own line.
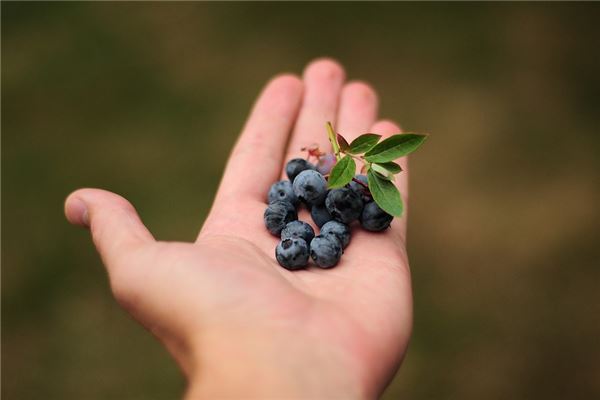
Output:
[108, 262, 142, 309]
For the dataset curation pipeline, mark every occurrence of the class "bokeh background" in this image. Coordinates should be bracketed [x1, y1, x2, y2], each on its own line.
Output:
[3, 2, 600, 399]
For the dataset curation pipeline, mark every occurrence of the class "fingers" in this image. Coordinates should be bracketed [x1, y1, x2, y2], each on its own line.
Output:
[336, 81, 379, 141]
[65, 188, 154, 270]
[216, 74, 304, 201]
[284, 58, 346, 162]
[369, 120, 409, 239]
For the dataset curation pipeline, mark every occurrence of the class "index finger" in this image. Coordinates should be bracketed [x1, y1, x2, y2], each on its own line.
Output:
[214, 74, 304, 203]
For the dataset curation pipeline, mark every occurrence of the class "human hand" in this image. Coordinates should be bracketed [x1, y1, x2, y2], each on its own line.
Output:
[64, 58, 412, 399]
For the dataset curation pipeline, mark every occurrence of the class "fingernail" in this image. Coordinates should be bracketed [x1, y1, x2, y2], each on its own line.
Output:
[70, 198, 90, 227]
[82, 207, 90, 227]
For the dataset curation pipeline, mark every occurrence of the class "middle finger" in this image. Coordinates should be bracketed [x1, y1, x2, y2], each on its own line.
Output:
[283, 58, 346, 165]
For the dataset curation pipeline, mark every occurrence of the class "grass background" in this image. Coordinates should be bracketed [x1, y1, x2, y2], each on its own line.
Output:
[3, 2, 600, 399]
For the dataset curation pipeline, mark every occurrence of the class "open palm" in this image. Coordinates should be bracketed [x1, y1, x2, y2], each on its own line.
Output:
[65, 59, 412, 398]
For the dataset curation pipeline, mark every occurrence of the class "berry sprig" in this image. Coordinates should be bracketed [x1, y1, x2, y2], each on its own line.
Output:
[325, 122, 427, 217]
[263, 122, 427, 270]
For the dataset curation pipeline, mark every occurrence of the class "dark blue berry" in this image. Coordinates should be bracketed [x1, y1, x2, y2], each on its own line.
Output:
[286, 158, 316, 182]
[320, 221, 351, 249]
[325, 188, 364, 224]
[264, 201, 297, 235]
[316, 153, 336, 175]
[293, 170, 328, 207]
[268, 180, 299, 206]
[276, 238, 309, 270]
[360, 201, 393, 232]
[281, 220, 315, 243]
[310, 202, 333, 228]
[309, 235, 343, 268]
[348, 174, 372, 203]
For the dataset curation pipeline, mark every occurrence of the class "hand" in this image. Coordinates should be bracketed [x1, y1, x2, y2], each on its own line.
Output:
[64, 58, 412, 399]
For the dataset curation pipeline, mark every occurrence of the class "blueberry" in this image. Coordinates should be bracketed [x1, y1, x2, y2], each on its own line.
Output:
[293, 170, 328, 207]
[286, 158, 316, 182]
[360, 201, 393, 232]
[325, 188, 364, 224]
[348, 174, 372, 203]
[276, 238, 309, 270]
[264, 200, 297, 235]
[310, 235, 343, 269]
[268, 180, 299, 206]
[281, 220, 315, 243]
[320, 221, 351, 249]
[316, 153, 337, 175]
[310, 202, 333, 228]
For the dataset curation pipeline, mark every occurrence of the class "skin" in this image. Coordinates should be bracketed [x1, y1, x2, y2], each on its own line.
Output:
[64, 58, 412, 399]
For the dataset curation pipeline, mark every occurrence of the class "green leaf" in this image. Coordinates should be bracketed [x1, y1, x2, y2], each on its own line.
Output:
[371, 163, 395, 180]
[364, 133, 427, 163]
[328, 155, 356, 189]
[337, 133, 350, 152]
[375, 161, 402, 174]
[347, 133, 381, 154]
[367, 169, 403, 216]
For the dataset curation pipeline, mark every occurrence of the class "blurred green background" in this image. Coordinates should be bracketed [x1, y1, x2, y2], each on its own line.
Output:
[3, 2, 600, 399]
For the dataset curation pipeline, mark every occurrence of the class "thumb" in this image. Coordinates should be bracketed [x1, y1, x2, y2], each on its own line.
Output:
[64, 188, 154, 269]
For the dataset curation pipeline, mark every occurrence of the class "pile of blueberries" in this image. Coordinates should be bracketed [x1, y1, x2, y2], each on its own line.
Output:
[264, 157, 393, 270]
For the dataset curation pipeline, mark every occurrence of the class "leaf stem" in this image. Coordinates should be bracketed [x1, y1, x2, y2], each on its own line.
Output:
[326, 122, 341, 161]
[352, 177, 370, 190]
[346, 153, 364, 162]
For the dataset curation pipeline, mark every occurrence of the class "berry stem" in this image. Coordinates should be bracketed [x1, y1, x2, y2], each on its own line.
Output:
[326, 122, 341, 161]
[352, 177, 369, 190]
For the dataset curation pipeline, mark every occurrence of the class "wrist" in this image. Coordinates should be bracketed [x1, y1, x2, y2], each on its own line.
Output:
[184, 327, 368, 399]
